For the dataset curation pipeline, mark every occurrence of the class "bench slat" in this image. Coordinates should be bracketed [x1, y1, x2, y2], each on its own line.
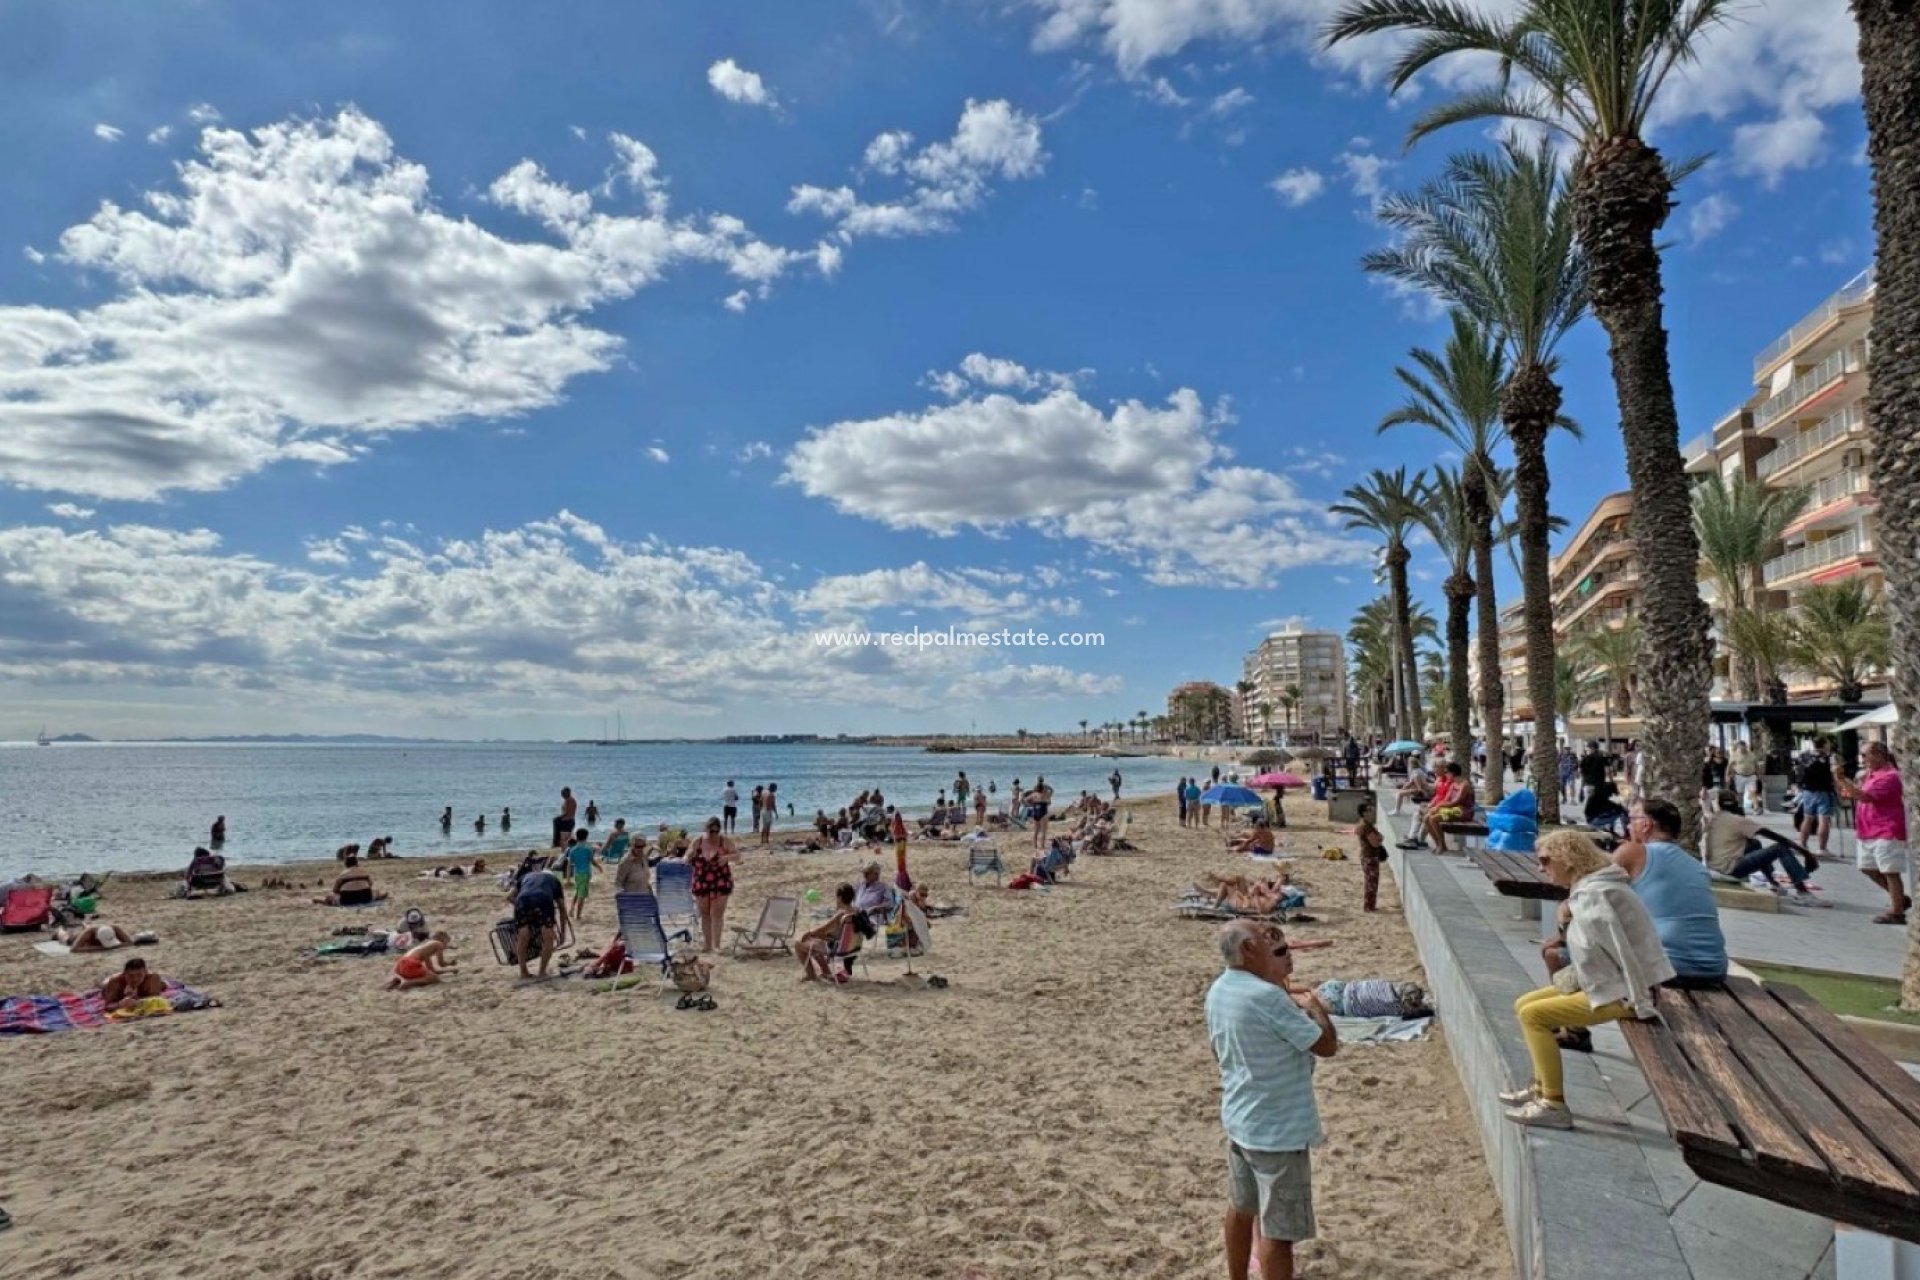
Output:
[1722, 979, 1920, 1193]
[1620, 1017, 1743, 1161]
[1657, 989, 1823, 1175]
[1767, 982, 1920, 1131]
[1695, 981, 1916, 1199]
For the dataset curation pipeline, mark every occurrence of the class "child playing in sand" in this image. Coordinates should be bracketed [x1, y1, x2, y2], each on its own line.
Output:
[1356, 806, 1388, 912]
[385, 931, 456, 991]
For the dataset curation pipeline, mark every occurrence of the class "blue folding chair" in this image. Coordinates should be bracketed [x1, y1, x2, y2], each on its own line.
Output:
[967, 845, 1005, 886]
[653, 860, 698, 934]
[614, 892, 692, 995]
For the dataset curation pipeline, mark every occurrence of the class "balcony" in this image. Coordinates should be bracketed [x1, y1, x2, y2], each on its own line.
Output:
[1754, 266, 1876, 379]
[1756, 403, 1868, 480]
[1551, 535, 1636, 601]
[1558, 570, 1641, 630]
[1756, 342, 1868, 429]
[1764, 528, 1874, 586]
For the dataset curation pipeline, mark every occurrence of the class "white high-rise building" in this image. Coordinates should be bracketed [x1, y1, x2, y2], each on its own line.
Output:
[1241, 623, 1347, 743]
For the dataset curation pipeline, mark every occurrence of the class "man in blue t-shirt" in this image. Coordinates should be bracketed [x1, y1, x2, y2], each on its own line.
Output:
[1617, 796, 1728, 984]
[512, 861, 569, 979]
[1205, 919, 1338, 1280]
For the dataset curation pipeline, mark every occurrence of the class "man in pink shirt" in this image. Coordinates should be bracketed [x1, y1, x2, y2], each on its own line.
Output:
[1837, 741, 1909, 924]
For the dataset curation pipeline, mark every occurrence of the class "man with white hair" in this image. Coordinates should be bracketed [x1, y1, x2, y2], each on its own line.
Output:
[1205, 919, 1338, 1280]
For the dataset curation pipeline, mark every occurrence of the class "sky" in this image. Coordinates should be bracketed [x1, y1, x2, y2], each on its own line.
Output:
[0, 0, 1877, 741]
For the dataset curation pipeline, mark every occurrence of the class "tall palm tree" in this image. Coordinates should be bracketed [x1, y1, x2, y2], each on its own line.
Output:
[1078, 718, 1089, 742]
[1348, 597, 1398, 736]
[1788, 581, 1891, 704]
[1573, 619, 1644, 754]
[1256, 701, 1274, 744]
[1415, 467, 1479, 776]
[1555, 651, 1603, 723]
[1853, 0, 1920, 1012]
[1332, 467, 1430, 743]
[1283, 684, 1302, 740]
[1328, 0, 1727, 835]
[1377, 317, 1504, 795]
[1367, 139, 1587, 822]
[1692, 474, 1812, 698]
[1135, 710, 1150, 744]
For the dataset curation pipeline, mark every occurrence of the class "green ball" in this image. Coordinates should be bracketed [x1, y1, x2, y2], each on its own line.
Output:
[803, 888, 822, 904]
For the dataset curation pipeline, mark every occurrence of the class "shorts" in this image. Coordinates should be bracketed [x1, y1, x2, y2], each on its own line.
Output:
[514, 899, 557, 936]
[1433, 805, 1465, 823]
[573, 871, 591, 899]
[1858, 839, 1911, 876]
[1031, 804, 1050, 821]
[1226, 1143, 1316, 1243]
[395, 956, 429, 981]
[1799, 790, 1836, 818]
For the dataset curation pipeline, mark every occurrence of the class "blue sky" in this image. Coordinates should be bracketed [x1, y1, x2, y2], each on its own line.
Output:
[0, 0, 1875, 739]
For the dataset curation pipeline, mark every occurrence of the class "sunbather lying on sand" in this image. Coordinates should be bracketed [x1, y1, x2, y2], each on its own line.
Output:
[1196, 872, 1296, 915]
[102, 958, 166, 1011]
[54, 923, 139, 952]
[384, 932, 455, 990]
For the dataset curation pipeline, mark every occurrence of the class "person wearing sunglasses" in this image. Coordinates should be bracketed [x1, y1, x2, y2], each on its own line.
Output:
[1503, 831, 1673, 1130]
[1205, 919, 1337, 1280]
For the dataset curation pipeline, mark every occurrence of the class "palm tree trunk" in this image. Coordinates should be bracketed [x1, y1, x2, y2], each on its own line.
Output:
[1506, 365, 1564, 823]
[1444, 574, 1475, 783]
[1388, 546, 1422, 743]
[1855, 0, 1920, 1010]
[1572, 138, 1713, 843]
[1465, 467, 1505, 803]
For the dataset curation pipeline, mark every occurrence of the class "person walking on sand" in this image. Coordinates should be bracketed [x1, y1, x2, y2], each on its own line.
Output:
[1206, 919, 1337, 1280]
[552, 787, 577, 850]
[1837, 741, 1909, 925]
[973, 784, 988, 828]
[1027, 777, 1054, 852]
[385, 931, 456, 991]
[564, 827, 600, 922]
[761, 782, 779, 845]
[750, 785, 765, 838]
[687, 817, 740, 952]
[722, 780, 739, 833]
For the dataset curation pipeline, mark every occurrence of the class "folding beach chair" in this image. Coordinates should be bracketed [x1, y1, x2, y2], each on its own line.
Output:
[653, 860, 698, 934]
[614, 892, 692, 995]
[487, 913, 575, 966]
[967, 845, 1005, 886]
[826, 915, 873, 982]
[730, 894, 799, 958]
[0, 885, 55, 932]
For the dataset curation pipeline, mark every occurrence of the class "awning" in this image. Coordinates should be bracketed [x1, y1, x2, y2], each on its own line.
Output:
[1834, 703, 1898, 733]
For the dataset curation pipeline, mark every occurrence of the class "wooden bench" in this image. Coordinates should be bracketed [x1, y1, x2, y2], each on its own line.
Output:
[1440, 820, 1491, 851]
[1621, 977, 1920, 1246]
[1467, 848, 1563, 919]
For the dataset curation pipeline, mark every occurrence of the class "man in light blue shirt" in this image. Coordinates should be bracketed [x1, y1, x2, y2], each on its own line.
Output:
[1205, 919, 1338, 1280]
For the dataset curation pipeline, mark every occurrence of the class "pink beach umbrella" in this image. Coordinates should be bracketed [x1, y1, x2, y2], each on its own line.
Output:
[1248, 772, 1306, 789]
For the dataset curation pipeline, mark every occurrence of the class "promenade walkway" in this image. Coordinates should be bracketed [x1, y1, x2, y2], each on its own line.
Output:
[1375, 792, 1920, 1280]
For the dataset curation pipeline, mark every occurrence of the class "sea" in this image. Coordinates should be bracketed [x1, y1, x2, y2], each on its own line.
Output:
[0, 741, 1210, 879]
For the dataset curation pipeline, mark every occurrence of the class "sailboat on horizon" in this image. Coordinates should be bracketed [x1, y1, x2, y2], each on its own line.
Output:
[35, 725, 51, 746]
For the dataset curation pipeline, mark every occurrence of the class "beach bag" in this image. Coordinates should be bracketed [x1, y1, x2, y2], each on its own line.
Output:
[1486, 788, 1539, 854]
[667, 953, 711, 993]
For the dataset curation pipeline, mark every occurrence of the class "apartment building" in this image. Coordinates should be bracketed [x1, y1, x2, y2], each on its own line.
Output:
[1684, 267, 1884, 700]
[1240, 623, 1347, 743]
[1549, 491, 1644, 735]
[1166, 680, 1243, 741]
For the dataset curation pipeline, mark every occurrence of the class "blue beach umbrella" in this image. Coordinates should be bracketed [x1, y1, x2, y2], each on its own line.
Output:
[1383, 740, 1425, 755]
[1200, 784, 1263, 807]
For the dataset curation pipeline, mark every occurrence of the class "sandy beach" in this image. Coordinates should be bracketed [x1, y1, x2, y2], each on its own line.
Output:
[0, 797, 1510, 1280]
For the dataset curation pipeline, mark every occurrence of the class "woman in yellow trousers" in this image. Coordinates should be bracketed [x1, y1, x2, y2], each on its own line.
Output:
[1501, 831, 1676, 1129]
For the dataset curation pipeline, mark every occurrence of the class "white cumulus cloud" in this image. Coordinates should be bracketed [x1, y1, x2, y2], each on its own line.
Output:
[1269, 167, 1325, 207]
[707, 58, 779, 109]
[1685, 192, 1740, 246]
[93, 123, 123, 142]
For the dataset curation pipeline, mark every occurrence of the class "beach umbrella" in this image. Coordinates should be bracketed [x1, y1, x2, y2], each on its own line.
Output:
[1383, 740, 1425, 755]
[1248, 772, 1306, 789]
[1201, 784, 1263, 807]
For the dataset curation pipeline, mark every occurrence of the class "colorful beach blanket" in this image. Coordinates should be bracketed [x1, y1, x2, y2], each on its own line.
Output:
[0, 980, 214, 1035]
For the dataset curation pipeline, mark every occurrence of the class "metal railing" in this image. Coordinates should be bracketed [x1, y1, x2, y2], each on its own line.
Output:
[1756, 403, 1868, 479]
[1756, 342, 1868, 428]
[1682, 431, 1713, 465]
[1753, 266, 1877, 378]
[1803, 468, 1872, 511]
[1763, 527, 1872, 586]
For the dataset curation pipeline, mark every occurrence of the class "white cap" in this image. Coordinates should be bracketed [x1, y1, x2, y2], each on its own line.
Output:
[95, 927, 121, 950]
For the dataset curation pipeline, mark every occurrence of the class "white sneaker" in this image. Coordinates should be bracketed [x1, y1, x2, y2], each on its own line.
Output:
[1498, 1084, 1537, 1106]
[1504, 1098, 1573, 1129]
[1792, 892, 1832, 909]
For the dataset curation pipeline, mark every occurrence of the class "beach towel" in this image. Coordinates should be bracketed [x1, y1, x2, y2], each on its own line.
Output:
[1330, 1015, 1434, 1044]
[0, 980, 215, 1035]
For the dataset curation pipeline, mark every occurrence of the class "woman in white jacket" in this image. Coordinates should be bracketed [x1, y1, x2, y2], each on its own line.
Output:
[1501, 830, 1676, 1129]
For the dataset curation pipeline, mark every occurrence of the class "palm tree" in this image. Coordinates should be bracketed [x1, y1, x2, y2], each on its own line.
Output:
[1692, 474, 1812, 698]
[1367, 139, 1587, 822]
[1724, 608, 1796, 705]
[1555, 651, 1603, 723]
[1282, 684, 1302, 740]
[1854, 0, 1920, 1014]
[1376, 317, 1504, 794]
[1789, 581, 1891, 705]
[1332, 467, 1429, 742]
[1078, 718, 1089, 743]
[1136, 709, 1150, 745]
[1328, 0, 1726, 835]
[1573, 619, 1644, 753]
[1256, 701, 1274, 744]
[1415, 467, 1479, 777]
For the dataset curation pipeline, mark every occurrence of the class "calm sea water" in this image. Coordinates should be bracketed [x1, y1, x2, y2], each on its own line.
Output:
[0, 742, 1204, 879]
